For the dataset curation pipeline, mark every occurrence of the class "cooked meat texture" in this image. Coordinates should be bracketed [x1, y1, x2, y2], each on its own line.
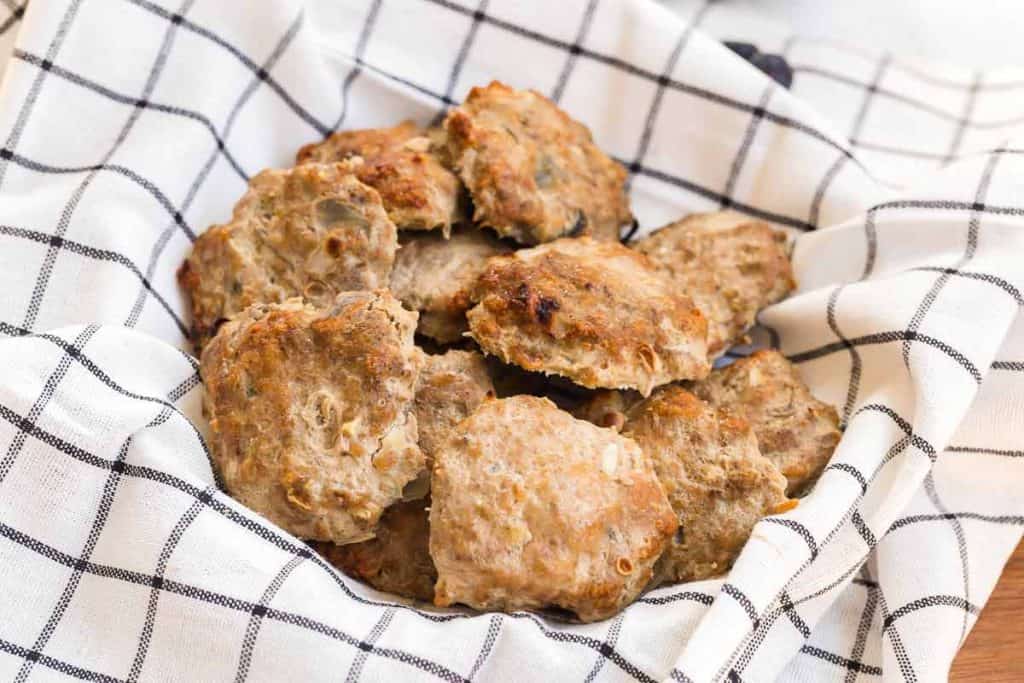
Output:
[691, 350, 841, 495]
[445, 81, 631, 244]
[200, 292, 425, 544]
[633, 211, 795, 358]
[415, 349, 494, 463]
[179, 163, 397, 349]
[390, 227, 513, 343]
[296, 121, 463, 234]
[467, 238, 709, 396]
[623, 386, 789, 583]
[317, 497, 436, 602]
[429, 395, 677, 622]
[572, 389, 642, 432]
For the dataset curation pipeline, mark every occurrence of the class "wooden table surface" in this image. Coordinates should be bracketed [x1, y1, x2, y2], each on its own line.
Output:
[950, 539, 1024, 681]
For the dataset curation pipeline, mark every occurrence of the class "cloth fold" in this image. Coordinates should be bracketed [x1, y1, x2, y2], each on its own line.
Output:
[0, 0, 1021, 681]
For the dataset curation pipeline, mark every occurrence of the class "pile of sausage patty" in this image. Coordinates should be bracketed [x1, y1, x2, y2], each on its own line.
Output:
[181, 81, 841, 622]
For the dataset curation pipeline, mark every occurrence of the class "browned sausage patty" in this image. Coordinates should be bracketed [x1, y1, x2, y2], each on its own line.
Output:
[390, 227, 512, 343]
[429, 395, 677, 622]
[467, 238, 709, 395]
[297, 121, 463, 234]
[200, 292, 425, 544]
[623, 386, 789, 583]
[179, 163, 397, 349]
[634, 211, 795, 358]
[414, 349, 495, 463]
[445, 81, 630, 244]
[691, 350, 841, 495]
[317, 497, 436, 602]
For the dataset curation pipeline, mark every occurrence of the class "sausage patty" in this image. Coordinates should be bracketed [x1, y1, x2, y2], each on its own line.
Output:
[200, 292, 425, 544]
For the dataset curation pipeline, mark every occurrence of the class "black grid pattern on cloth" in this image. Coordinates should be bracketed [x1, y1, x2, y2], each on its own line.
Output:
[0, 335, 679, 682]
[0, 318, 719, 682]
[696, 6, 1022, 682]
[780, 36, 1024, 187]
[0, 1, 26, 38]
[15, 0, 194, 335]
[358, 0, 900, 232]
[0, 0, 1021, 681]
[330, 0, 383, 132]
[717, 420, 926, 679]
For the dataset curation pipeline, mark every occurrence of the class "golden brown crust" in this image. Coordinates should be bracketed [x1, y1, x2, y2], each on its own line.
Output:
[429, 396, 677, 622]
[179, 163, 397, 349]
[467, 238, 710, 395]
[200, 292, 425, 544]
[571, 389, 642, 432]
[690, 350, 841, 495]
[297, 122, 463, 234]
[445, 81, 631, 244]
[390, 227, 513, 343]
[316, 497, 436, 602]
[623, 386, 788, 583]
[414, 349, 495, 463]
[634, 211, 795, 358]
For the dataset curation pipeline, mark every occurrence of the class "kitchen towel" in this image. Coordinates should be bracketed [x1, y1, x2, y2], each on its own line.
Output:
[0, 0, 1021, 681]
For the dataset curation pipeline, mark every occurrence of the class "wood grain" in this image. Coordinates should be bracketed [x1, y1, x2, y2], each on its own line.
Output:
[950, 539, 1024, 681]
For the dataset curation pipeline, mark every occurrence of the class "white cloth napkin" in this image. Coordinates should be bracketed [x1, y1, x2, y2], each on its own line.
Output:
[0, 1, 1021, 681]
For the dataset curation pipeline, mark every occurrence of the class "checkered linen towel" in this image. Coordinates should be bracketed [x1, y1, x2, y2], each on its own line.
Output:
[0, 0, 1021, 681]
